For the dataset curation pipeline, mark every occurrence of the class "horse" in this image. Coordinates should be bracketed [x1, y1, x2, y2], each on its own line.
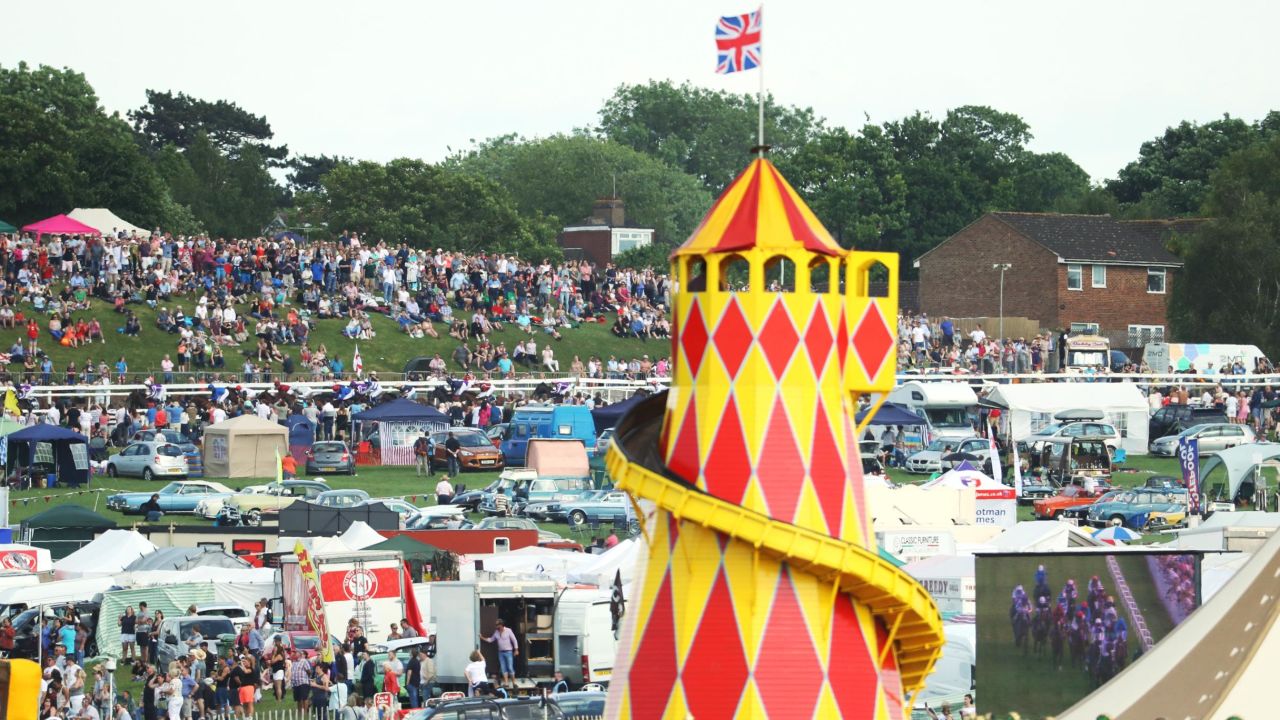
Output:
[1112, 634, 1129, 672]
[1068, 621, 1088, 670]
[1012, 606, 1031, 654]
[1092, 646, 1115, 687]
[1051, 620, 1066, 670]
[1032, 607, 1051, 656]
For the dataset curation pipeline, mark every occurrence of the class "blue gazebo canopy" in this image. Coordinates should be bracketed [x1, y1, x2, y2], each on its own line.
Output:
[6, 424, 90, 487]
[855, 402, 927, 427]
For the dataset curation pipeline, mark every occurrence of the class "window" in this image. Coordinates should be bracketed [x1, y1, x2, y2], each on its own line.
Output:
[1092, 265, 1106, 288]
[1127, 325, 1165, 347]
[1066, 264, 1083, 291]
[1147, 267, 1166, 294]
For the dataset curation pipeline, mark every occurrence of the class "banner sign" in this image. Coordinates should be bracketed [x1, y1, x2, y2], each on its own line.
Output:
[320, 567, 402, 602]
[1178, 436, 1201, 515]
[295, 542, 335, 663]
[975, 487, 1017, 526]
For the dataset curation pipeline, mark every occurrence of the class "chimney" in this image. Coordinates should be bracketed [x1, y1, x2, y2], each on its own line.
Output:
[591, 197, 625, 227]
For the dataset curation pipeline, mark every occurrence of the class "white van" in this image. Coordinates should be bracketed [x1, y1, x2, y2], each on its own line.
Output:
[886, 381, 979, 443]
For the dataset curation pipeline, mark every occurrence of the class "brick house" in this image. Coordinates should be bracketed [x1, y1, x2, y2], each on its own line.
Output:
[557, 197, 654, 268]
[915, 212, 1201, 347]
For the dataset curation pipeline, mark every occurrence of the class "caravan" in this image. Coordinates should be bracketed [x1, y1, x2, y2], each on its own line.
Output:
[886, 381, 979, 444]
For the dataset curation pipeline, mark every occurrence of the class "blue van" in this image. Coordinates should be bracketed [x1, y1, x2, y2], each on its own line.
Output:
[500, 404, 597, 465]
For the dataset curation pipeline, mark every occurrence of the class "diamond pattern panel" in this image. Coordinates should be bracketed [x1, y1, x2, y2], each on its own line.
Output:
[679, 299, 708, 374]
[682, 569, 749, 720]
[754, 571, 822, 719]
[754, 397, 804, 523]
[666, 395, 701, 485]
[808, 399, 846, 537]
[714, 298, 754, 377]
[703, 398, 751, 504]
[630, 577, 678, 720]
[852, 302, 893, 380]
[827, 593, 879, 718]
[804, 303, 834, 375]
[757, 300, 799, 378]
[835, 307, 850, 367]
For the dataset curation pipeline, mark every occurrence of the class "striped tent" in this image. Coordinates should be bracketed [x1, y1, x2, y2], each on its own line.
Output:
[672, 157, 844, 258]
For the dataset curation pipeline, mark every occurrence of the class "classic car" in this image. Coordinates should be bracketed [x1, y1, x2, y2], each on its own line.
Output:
[552, 490, 632, 527]
[1087, 487, 1189, 529]
[107, 480, 236, 514]
[1032, 480, 1113, 520]
[473, 516, 567, 543]
[196, 479, 331, 520]
[313, 489, 371, 508]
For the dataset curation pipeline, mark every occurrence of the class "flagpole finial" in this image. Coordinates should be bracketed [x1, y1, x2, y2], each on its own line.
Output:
[750, 143, 772, 157]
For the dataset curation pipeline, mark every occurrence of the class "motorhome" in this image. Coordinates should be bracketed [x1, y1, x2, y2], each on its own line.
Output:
[885, 381, 979, 445]
[429, 579, 619, 688]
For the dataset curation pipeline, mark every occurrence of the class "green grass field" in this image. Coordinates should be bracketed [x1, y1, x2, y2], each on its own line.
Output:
[973, 553, 1185, 719]
[3, 295, 667, 380]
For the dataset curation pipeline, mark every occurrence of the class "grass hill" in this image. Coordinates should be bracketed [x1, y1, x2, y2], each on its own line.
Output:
[5, 296, 669, 381]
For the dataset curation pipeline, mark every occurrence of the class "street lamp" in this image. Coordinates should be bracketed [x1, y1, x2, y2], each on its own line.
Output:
[992, 263, 1012, 340]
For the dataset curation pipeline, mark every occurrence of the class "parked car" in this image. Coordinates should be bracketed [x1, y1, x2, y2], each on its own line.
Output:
[366, 497, 422, 524]
[904, 437, 990, 474]
[156, 615, 236, 667]
[261, 631, 323, 659]
[1149, 423, 1256, 456]
[433, 429, 506, 471]
[550, 692, 606, 718]
[107, 481, 236, 514]
[449, 480, 498, 511]
[476, 469, 538, 514]
[405, 505, 469, 530]
[1086, 487, 1189, 529]
[313, 489, 371, 508]
[305, 441, 356, 475]
[1026, 421, 1122, 452]
[12, 602, 101, 659]
[129, 430, 201, 465]
[480, 475, 594, 516]
[558, 490, 632, 527]
[1148, 405, 1226, 440]
[484, 424, 508, 448]
[197, 479, 331, 520]
[473, 516, 566, 543]
[425, 698, 564, 720]
[193, 603, 251, 622]
[594, 428, 616, 457]
[1032, 480, 1113, 520]
[107, 441, 190, 480]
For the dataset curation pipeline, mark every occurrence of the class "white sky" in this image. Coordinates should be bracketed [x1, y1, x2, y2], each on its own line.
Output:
[5, 0, 1277, 181]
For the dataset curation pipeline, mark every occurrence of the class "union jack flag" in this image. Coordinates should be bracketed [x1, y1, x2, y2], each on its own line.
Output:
[715, 9, 761, 74]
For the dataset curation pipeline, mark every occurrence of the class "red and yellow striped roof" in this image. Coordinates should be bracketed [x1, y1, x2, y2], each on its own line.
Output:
[673, 158, 845, 258]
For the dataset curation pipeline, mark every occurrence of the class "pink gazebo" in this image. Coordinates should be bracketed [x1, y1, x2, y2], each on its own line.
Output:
[22, 214, 102, 240]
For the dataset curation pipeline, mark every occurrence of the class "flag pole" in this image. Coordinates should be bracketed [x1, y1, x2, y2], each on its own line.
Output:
[757, 4, 765, 157]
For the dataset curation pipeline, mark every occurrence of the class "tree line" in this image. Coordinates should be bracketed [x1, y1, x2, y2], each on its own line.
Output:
[3, 63, 1280, 350]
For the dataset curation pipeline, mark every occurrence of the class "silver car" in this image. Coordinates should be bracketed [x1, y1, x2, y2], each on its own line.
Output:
[107, 441, 189, 480]
[313, 489, 371, 508]
[1150, 423, 1256, 456]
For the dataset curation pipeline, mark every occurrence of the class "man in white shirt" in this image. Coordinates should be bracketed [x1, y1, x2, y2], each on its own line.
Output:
[970, 325, 987, 345]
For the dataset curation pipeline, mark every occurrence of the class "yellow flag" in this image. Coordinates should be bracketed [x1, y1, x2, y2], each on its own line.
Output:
[4, 390, 18, 418]
[295, 542, 334, 663]
[276, 446, 283, 484]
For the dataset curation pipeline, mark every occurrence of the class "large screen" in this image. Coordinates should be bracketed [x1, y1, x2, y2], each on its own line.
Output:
[974, 551, 1200, 719]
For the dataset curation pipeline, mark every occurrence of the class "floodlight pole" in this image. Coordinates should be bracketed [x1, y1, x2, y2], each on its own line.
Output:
[993, 264, 1012, 340]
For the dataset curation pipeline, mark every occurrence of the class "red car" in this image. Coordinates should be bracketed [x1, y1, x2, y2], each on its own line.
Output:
[263, 631, 323, 659]
[1033, 482, 1112, 520]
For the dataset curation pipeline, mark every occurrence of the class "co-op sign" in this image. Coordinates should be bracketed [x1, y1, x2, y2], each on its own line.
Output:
[975, 487, 1016, 527]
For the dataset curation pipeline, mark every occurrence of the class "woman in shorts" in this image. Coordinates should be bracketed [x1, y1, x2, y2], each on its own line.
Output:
[269, 637, 288, 700]
[119, 606, 137, 661]
[231, 655, 257, 720]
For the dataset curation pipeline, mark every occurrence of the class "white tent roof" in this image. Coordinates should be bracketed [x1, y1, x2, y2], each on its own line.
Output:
[1198, 444, 1280, 501]
[339, 521, 386, 551]
[903, 553, 974, 581]
[566, 538, 641, 586]
[0, 543, 52, 573]
[459, 546, 596, 582]
[922, 465, 1007, 490]
[987, 521, 1103, 552]
[1061, 527, 1280, 720]
[985, 382, 1147, 412]
[67, 208, 150, 238]
[53, 529, 157, 579]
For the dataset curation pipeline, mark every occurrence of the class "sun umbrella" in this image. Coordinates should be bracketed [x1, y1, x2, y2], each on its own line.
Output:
[1093, 525, 1142, 545]
[942, 452, 980, 462]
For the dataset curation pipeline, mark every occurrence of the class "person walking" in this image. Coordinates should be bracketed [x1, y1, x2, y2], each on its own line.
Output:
[478, 619, 518, 689]
[413, 433, 433, 477]
[289, 650, 313, 713]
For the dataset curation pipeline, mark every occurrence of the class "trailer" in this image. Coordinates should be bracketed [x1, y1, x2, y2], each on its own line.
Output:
[428, 579, 618, 689]
[280, 550, 408, 645]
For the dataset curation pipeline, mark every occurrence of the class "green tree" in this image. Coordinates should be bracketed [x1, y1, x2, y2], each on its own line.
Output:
[1106, 114, 1278, 217]
[0, 62, 174, 227]
[287, 154, 348, 196]
[129, 90, 288, 165]
[452, 134, 712, 246]
[321, 159, 560, 257]
[157, 132, 277, 237]
[598, 80, 822, 193]
[1168, 135, 1280, 356]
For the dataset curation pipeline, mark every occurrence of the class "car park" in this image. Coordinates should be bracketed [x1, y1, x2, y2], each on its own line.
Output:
[433, 429, 506, 471]
[305, 441, 356, 475]
[1087, 487, 1189, 529]
[1032, 480, 1113, 520]
[107, 481, 236, 514]
[1149, 423, 1256, 456]
[107, 441, 190, 480]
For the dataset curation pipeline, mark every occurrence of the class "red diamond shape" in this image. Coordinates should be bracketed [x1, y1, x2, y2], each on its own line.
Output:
[835, 307, 849, 367]
[757, 300, 799, 378]
[876, 621, 906, 720]
[828, 593, 879, 718]
[754, 571, 822, 718]
[755, 398, 804, 523]
[809, 399, 847, 535]
[845, 418, 869, 540]
[666, 395, 700, 484]
[630, 577, 678, 719]
[804, 303, 835, 375]
[713, 299, 753, 377]
[852, 302, 893, 380]
[670, 311, 680, 369]
[703, 397, 751, 504]
[679, 300, 709, 374]
[682, 570, 749, 719]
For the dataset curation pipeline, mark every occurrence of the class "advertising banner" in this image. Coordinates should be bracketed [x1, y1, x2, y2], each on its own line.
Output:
[975, 487, 1017, 526]
[1178, 437, 1201, 515]
[294, 542, 334, 663]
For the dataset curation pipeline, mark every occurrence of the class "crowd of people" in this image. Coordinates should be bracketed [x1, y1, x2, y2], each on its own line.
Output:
[0, 228, 673, 386]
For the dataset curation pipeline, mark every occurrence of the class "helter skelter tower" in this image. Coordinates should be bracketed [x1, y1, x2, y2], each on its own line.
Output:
[604, 158, 945, 719]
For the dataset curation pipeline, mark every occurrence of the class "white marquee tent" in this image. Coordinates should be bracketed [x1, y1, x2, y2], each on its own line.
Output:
[985, 382, 1150, 454]
[53, 529, 157, 579]
[67, 208, 151, 238]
